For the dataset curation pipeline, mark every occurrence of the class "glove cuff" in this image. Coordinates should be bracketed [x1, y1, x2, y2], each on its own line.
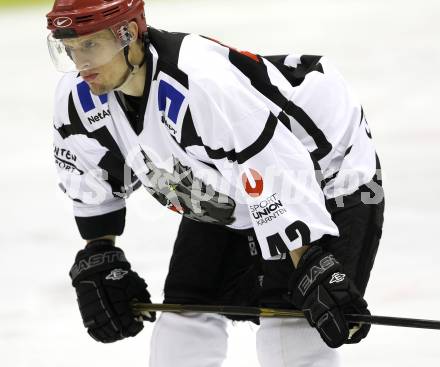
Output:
[288, 245, 341, 300]
[296, 245, 325, 268]
[86, 239, 115, 249]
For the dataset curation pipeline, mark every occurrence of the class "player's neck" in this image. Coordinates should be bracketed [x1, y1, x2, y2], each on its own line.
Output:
[116, 40, 147, 97]
[117, 63, 147, 97]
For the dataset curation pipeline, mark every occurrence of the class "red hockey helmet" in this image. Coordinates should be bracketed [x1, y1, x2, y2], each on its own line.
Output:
[46, 0, 147, 72]
[46, 0, 147, 39]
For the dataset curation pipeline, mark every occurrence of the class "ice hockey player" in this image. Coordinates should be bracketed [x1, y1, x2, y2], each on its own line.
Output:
[46, 0, 385, 366]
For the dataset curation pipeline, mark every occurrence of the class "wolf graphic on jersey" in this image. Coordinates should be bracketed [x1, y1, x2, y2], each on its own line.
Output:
[139, 149, 236, 225]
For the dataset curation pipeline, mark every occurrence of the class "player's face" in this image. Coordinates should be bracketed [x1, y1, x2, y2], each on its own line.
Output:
[62, 30, 131, 95]
[79, 49, 130, 95]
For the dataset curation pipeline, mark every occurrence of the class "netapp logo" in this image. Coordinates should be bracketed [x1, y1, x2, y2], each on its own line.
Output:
[249, 193, 287, 226]
[88, 109, 111, 125]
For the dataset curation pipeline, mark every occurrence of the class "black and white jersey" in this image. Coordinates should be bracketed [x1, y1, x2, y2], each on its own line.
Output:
[53, 27, 378, 259]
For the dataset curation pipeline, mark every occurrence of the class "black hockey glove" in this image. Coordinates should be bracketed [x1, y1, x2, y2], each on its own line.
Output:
[69, 240, 155, 343]
[288, 246, 370, 348]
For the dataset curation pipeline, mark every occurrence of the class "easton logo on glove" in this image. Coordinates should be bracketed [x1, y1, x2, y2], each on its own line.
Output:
[106, 269, 129, 281]
[297, 254, 339, 295]
[70, 251, 128, 280]
[329, 272, 346, 284]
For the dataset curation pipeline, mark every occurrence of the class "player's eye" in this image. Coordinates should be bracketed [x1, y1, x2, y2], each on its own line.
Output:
[82, 40, 96, 50]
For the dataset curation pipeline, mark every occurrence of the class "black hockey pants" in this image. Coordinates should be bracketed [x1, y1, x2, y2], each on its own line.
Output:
[163, 180, 385, 317]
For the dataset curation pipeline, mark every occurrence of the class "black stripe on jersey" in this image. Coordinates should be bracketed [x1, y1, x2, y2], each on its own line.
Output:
[277, 111, 291, 130]
[311, 157, 325, 189]
[175, 104, 278, 167]
[57, 93, 139, 199]
[66, 93, 122, 155]
[228, 50, 332, 162]
[277, 110, 325, 188]
[229, 50, 286, 107]
[323, 171, 338, 185]
[141, 46, 154, 127]
[204, 113, 278, 164]
[149, 27, 189, 88]
[344, 145, 353, 158]
[359, 106, 372, 139]
[201, 161, 219, 171]
[180, 109, 204, 149]
[264, 54, 324, 88]
[263, 55, 287, 65]
[153, 59, 189, 89]
[283, 102, 332, 162]
[149, 28, 187, 70]
[164, 108, 221, 172]
[322, 145, 353, 187]
[75, 208, 126, 240]
[202, 146, 233, 162]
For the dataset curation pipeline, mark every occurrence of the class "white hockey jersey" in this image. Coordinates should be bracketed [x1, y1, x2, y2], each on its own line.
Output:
[53, 28, 378, 259]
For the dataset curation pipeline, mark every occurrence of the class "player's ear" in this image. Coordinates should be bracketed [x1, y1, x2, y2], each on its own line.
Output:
[128, 21, 139, 41]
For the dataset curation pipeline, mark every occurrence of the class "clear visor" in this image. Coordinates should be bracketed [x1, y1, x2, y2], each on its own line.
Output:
[47, 25, 132, 73]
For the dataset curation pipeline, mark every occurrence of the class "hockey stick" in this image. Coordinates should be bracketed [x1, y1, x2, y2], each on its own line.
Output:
[132, 303, 440, 330]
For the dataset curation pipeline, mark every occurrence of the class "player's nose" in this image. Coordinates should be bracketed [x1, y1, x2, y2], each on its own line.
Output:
[71, 52, 92, 71]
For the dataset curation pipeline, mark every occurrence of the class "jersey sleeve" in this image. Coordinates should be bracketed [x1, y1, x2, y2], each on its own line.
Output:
[186, 55, 339, 259]
[52, 74, 128, 240]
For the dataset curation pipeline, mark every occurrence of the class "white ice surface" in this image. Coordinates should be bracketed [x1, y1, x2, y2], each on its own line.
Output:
[0, 0, 440, 366]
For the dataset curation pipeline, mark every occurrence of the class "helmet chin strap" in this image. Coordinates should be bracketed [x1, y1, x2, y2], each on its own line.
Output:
[115, 43, 147, 92]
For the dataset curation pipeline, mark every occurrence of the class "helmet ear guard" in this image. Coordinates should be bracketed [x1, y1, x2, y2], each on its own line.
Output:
[121, 23, 147, 75]
[112, 22, 133, 45]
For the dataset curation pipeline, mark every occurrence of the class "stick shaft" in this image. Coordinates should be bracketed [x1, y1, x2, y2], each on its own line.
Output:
[132, 303, 440, 330]
[347, 314, 440, 330]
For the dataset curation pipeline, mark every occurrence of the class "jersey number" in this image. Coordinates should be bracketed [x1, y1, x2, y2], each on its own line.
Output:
[267, 221, 311, 257]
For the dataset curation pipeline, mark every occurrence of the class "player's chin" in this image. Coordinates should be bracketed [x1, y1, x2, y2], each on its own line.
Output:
[88, 81, 111, 96]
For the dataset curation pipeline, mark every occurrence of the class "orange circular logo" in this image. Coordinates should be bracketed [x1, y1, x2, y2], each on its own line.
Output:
[242, 169, 264, 198]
